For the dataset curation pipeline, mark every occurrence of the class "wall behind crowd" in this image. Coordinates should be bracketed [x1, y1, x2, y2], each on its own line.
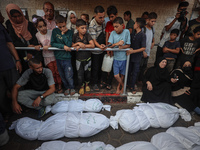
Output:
[0, 0, 195, 63]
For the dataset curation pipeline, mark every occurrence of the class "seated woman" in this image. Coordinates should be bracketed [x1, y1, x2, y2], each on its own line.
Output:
[141, 57, 177, 104]
[6, 4, 42, 72]
[170, 59, 200, 114]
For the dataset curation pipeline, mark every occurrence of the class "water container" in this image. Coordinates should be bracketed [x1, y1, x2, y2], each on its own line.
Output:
[101, 54, 113, 72]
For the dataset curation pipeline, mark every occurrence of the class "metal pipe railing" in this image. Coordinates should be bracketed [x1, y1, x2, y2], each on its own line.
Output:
[15, 47, 131, 95]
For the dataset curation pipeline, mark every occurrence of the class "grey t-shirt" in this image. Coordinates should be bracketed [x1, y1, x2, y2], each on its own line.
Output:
[17, 68, 55, 91]
[145, 27, 153, 56]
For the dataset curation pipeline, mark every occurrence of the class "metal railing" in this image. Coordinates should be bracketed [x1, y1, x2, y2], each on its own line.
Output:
[15, 47, 131, 95]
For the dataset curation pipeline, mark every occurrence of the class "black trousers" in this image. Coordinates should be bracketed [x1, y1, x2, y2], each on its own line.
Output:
[76, 59, 91, 87]
[0, 68, 19, 114]
[138, 56, 149, 82]
[91, 53, 104, 84]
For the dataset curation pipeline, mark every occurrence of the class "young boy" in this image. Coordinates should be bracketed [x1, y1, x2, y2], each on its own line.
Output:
[138, 12, 157, 81]
[176, 26, 200, 68]
[51, 15, 75, 95]
[100, 5, 118, 90]
[72, 19, 95, 94]
[127, 18, 146, 94]
[163, 29, 180, 72]
[124, 11, 135, 34]
[107, 17, 131, 94]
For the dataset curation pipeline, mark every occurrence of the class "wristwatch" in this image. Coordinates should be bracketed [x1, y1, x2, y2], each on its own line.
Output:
[40, 95, 44, 99]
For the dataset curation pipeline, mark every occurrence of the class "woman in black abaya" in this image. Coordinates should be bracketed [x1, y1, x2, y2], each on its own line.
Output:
[170, 59, 195, 112]
[141, 57, 177, 104]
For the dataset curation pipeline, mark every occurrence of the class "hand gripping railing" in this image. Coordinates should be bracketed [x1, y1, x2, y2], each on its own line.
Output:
[15, 47, 131, 95]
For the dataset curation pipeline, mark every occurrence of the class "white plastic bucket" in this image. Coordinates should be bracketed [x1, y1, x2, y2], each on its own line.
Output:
[101, 54, 113, 72]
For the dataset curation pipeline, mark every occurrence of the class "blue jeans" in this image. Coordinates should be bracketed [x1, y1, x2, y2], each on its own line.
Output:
[56, 59, 74, 89]
[128, 61, 140, 89]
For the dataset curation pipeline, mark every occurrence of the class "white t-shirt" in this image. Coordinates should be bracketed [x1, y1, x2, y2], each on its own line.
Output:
[158, 16, 182, 47]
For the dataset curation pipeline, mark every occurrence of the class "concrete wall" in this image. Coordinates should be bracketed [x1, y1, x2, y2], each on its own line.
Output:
[0, 0, 195, 63]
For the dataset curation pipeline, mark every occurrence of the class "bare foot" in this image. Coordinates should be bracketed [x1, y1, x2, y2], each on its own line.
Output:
[116, 85, 121, 94]
[120, 87, 124, 94]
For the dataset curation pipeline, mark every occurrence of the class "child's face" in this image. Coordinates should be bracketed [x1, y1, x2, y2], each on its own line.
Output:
[81, 15, 87, 23]
[123, 14, 129, 21]
[70, 13, 77, 25]
[113, 22, 123, 34]
[77, 25, 87, 35]
[57, 22, 67, 32]
[133, 22, 139, 29]
[37, 21, 47, 35]
[193, 31, 200, 39]
[147, 19, 156, 27]
[109, 14, 117, 23]
[170, 33, 178, 41]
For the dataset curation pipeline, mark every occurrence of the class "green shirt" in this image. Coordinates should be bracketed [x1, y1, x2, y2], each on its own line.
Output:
[126, 19, 135, 30]
[51, 28, 72, 60]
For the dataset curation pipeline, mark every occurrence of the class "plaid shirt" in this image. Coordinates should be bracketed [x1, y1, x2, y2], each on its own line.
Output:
[89, 18, 105, 54]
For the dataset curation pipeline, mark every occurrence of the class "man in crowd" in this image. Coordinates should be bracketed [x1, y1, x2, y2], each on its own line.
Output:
[12, 58, 55, 118]
[43, 1, 56, 30]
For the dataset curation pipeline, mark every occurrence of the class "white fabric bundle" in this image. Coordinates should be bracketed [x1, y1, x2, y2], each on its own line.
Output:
[151, 125, 200, 150]
[50, 99, 110, 114]
[110, 103, 180, 133]
[36, 141, 115, 150]
[115, 141, 158, 150]
[151, 132, 187, 150]
[9, 117, 42, 140]
[10, 112, 109, 140]
[166, 127, 200, 149]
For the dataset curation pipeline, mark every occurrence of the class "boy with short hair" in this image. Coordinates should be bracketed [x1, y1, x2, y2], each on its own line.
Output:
[89, 5, 106, 91]
[100, 5, 118, 90]
[80, 14, 90, 30]
[138, 12, 157, 81]
[108, 17, 131, 94]
[124, 11, 135, 34]
[163, 29, 180, 72]
[127, 18, 146, 94]
[51, 15, 75, 95]
[72, 19, 95, 94]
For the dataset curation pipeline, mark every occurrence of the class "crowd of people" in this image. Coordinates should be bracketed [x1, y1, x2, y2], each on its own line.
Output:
[1, 0, 200, 146]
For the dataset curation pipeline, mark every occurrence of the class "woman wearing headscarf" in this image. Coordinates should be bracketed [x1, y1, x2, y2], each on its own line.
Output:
[141, 57, 177, 104]
[170, 59, 200, 114]
[66, 10, 77, 34]
[6, 4, 42, 72]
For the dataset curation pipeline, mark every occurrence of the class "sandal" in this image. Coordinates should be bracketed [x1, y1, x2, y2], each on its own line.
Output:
[106, 84, 112, 90]
[100, 82, 107, 89]
[57, 88, 63, 94]
[132, 89, 137, 94]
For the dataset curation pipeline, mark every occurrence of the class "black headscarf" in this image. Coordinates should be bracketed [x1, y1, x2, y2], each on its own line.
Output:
[181, 58, 193, 79]
[155, 57, 169, 81]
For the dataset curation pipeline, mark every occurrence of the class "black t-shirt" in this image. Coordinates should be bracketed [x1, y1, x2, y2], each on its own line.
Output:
[0, 24, 15, 71]
[72, 32, 93, 61]
[163, 41, 180, 59]
[180, 37, 200, 56]
[130, 30, 146, 62]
